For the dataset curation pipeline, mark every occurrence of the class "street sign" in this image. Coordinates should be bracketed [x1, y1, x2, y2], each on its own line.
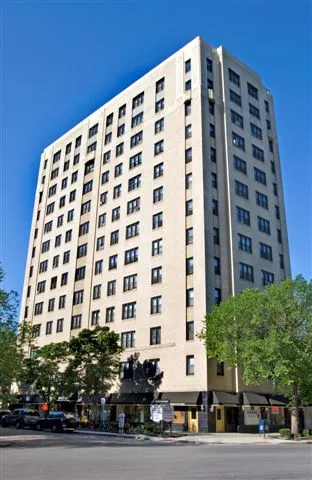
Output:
[150, 402, 174, 423]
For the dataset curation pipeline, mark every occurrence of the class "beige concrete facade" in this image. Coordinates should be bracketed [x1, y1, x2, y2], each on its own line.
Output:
[19, 37, 291, 404]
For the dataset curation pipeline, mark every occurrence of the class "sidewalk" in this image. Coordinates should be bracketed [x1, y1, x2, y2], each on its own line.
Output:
[76, 429, 312, 445]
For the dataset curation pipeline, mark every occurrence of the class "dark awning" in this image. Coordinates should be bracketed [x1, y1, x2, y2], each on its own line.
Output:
[268, 395, 288, 406]
[159, 392, 201, 405]
[243, 392, 269, 406]
[212, 391, 240, 406]
[107, 392, 154, 405]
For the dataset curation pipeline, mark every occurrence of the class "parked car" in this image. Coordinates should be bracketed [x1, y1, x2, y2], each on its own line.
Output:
[1, 409, 39, 428]
[0, 410, 11, 421]
[36, 411, 77, 433]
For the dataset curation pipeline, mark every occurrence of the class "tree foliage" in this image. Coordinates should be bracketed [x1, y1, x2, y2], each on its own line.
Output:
[200, 276, 312, 434]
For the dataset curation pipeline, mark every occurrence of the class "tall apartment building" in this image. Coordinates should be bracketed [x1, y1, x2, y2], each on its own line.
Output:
[20, 37, 291, 432]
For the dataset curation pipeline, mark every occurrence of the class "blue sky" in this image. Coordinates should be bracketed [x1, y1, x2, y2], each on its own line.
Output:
[2, 0, 311, 296]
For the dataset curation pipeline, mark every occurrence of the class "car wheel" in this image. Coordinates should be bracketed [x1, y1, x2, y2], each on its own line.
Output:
[36, 423, 41, 431]
[16, 421, 23, 429]
[51, 425, 58, 433]
[1, 422, 7, 428]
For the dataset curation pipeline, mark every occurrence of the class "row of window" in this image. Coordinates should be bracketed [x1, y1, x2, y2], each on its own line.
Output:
[228, 68, 269, 111]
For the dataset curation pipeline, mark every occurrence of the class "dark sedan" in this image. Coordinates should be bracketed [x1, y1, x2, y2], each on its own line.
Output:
[36, 411, 77, 433]
[1, 409, 39, 428]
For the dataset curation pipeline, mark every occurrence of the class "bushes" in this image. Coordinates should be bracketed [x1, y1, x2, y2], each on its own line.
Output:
[279, 428, 291, 438]
[302, 428, 310, 438]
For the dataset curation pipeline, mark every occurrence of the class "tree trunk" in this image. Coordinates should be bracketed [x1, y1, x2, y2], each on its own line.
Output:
[290, 384, 299, 437]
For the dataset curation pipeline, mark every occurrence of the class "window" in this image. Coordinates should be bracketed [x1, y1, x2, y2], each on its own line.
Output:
[71, 315, 82, 330]
[67, 210, 74, 222]
[213, 227, 219, 245]
[258, 216, 271, 234]
[185, 124, 192, 138]
[238, 233, 252, 253]
[61, 272, 68, 286]
[231, 110, 244, 128]
[155, 118, 164, 134]
[211, 172, 218, 189]
[235, 180, 248, 199]
[186, 173, 192, 189]
[107, 280, 116, 296]
[75, 136, 82, 148]
[71, 171, 78, 183]
[76, 244, 88, 260]
[132, 92, 144, 109]
[125, 247, 138, 264]
[73, 153, 80, 165]
[214, 257, 221, 275]
[273, 183, 278, 196]
[103, 151, 111, 164]
[34, 303, 43, 316]
[112, 206, 120, 222]
[110, 230, 119, 245]
[114, 164, 123, 179]
[98, 213, 106, 227]
[95, 260, 103, 275]
[33, 324, 41, 337]
[151, 296, 162, 314]
[96, 236, 105, 251]
[233, 155, 247, 174]
[51, 168, 59, 180]
[186, 288, 194, 307]
[185, 100, 191, 116]
[122, 302, 136, 319]
[154, 140, 164, 155]
[127, 197, 140, 214]
[120, 362, 133, 380]
[152, 238, 163, 256]
[39, 260, 48, 273]
[53, 150, 61, 163]
[104, 132, 112, 145]
[128, 174, 141, 191]
[151, 266, 162, 285]
[113, 185, 121, 199]
[217, 361, 224, 376]
[116, 143, 124, 157]
[186, 199, 193, 216]
[252, 144, 265, 161]
[84, 160, 94, 175]
[186, 321, 194, 341]
[230, 90, 241, 106]
[58, 295, 66, 309]
[277, 229, 282, 244]
[117, 124, 125, 137]
[152, 212, 163, 229]
[106, 306, 115, 323]
[254, 167, 266, 185]
[44, 221, 53, 233]
[210, 147, 216, 163]
[41, 240, 50, 253]
[185, 147, 192, 163]
[249, 103, 260, 119]
[65, 230, 72, 245]
[91, 310, 100, 326]
[275, 205, 280, 219]
[109, 254, 118, 270]
[155, 98, 164, 113]
[50, 277, 57, 289]
[83, 180, 93, 194]
[260, 242, 273, 261]
[232, 132, 245, 150]
[121, 331, 136, 348]
[81, 200, 91, 214]
[87, 142, 97, 153]
[250, 123, 262, 140]
[156, 77, 165, 93]
[106, 113, 113, 126]
[123, 274, 137, 292]
[262, 270, 274, 286]
[209, 101, 214, 115]
[214, 288, 221, 305]
[119, 104, 126, 118]
[131, 112, 144, 127]
[150, 327, 161, 345]
[37, 281, 46, 294]
[239, 262, 254, 282]
[73, 290, 84, 305]
[186, 257, 194, 275]
[186, 227, 193, 245]
[256, 191, 268, 209]
[88, 123, 98, 138]
[32, 247, 36, 258]
[209, 124, 215, 138]
[126, 222, 139, 239]
[269, 139, 274, 153]
[100, 192, 108, 205]
[129, 152, 142, 169]
[247, 82, 258, 99]
[57, 215, 63, 228]
[63, 250, 70, 264]
[56, 319, 64, 333]
[49, 185, 57, 197]
[186, 355, 194, 375]
[153, 186, 163, 203]
[185, 59, 191, 73]
[93, 284, 101, 300]
[265, 100, 270, 113]
[207, 57, 213, 72]
[228, 68, 240, 86]
[280, 254, 284, 269]
[185, 79, 192, 91]
[52, 255, 59, 268]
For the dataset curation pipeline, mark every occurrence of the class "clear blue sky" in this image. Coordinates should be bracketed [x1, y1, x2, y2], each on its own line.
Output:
[2, 0, 311, 296]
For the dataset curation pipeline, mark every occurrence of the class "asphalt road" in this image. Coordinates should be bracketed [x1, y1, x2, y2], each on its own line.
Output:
[1, 429, 311, 480]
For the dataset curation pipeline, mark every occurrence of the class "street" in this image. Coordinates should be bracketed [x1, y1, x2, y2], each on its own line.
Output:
[1, 429, 311, 479]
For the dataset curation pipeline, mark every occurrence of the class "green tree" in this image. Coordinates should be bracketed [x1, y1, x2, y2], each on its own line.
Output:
[200, 276, 312, 436]
[0, 265, 21, 405]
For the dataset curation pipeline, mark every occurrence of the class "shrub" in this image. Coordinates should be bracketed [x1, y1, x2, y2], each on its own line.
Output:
[279, 428, 291, 438]
[302, 428, 310, 438]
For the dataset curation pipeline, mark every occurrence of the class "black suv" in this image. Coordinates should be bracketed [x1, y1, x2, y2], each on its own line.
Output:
[36, 412, 77, 433]
[1, 409, 40, 428]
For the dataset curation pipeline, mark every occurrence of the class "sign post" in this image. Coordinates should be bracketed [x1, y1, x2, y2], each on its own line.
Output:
[150, 400, 174, 434]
